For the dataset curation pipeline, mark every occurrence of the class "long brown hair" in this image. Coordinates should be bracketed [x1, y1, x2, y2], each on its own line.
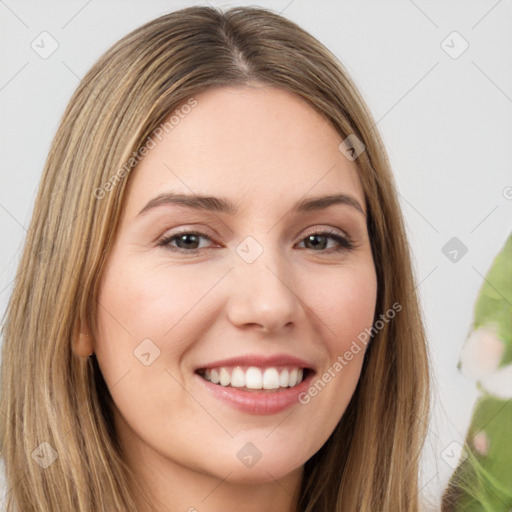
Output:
[0, 6, 430, 511]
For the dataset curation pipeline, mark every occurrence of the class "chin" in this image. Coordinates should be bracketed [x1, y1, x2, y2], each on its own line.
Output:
[196, 441, 309, 485]
[216, 460, 303, 485]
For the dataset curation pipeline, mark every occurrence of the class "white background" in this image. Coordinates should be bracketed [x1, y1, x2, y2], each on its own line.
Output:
[1, 1, 512, 510]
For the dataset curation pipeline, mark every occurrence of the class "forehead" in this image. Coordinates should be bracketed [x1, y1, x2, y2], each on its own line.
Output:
[123, 85, 364, 218]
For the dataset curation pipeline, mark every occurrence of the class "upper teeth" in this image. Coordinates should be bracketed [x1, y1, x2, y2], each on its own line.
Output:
[202, 366, 304, 389]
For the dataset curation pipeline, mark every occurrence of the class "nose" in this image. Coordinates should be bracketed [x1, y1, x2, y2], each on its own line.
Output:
[226, 244, 301, 334]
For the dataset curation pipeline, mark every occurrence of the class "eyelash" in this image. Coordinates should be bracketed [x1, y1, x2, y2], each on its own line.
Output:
[157, 229, 355, 254]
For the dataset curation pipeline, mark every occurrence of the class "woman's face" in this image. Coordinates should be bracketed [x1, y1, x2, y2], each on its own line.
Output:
[95, 85, 377, 487]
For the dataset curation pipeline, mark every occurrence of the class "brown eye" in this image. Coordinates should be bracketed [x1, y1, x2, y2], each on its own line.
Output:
[157, 229, 354, 254]
[298, 231, 354, 252]
[158, 231, 213, 252]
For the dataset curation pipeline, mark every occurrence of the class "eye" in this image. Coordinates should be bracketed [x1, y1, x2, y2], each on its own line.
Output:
[158, 231, 214, 252]
[297, 229, 354, 252]
[157, 228, 354, 254]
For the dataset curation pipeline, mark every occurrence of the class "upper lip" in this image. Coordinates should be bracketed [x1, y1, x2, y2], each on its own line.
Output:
[195, 353, 316, 372]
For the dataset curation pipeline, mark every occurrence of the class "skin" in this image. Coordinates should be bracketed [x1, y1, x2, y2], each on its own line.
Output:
[75, 85, 378, 512]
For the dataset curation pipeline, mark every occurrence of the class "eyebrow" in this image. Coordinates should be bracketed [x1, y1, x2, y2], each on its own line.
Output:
[137, 191, 366, 217]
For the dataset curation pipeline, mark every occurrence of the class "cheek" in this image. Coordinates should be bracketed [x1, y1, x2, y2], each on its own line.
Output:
[94, 256, 223, 392]
[93, 259, 199, 431]
[97, 258, 204, 344]
[313, 264, 377, 352]
[304, 264, 377, 409]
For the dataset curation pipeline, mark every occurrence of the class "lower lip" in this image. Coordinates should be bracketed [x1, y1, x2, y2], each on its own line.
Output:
[195, 371, 314, 415]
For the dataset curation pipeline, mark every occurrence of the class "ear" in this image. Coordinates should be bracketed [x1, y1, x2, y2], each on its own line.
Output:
[72, 319, 95, 359]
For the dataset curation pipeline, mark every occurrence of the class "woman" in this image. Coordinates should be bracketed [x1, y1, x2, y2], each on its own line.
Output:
[0, 6, 430, 511]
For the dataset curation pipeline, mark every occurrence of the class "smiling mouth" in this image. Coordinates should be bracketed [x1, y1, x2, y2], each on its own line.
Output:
[196, 366, 312, 393]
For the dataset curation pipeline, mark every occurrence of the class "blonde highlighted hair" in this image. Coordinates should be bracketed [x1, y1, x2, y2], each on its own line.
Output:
[0, 6, 430, 511]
